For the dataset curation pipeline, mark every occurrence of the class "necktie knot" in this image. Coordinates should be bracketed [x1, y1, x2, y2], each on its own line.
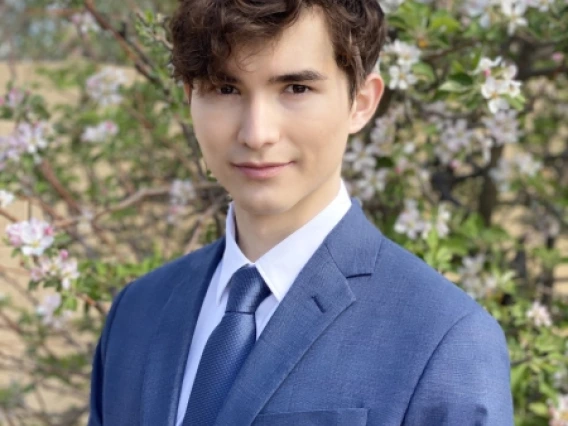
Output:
[226, 265, 270, 314]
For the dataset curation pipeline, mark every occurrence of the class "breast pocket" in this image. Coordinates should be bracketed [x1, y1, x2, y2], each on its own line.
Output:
[252, 408, 368, 425]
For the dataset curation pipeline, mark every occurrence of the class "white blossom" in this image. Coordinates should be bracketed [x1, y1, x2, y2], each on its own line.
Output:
[369, 114, 400, 155]
[442, 119, 474, 150]
[490, 159, 515, 191]
[394, 199, 428, 239]
[389, 65, 418, 91]
[462, 0, 494, 26]
[501, 64, 522, 97]
[500, 0, 528, 35]
[481, 77, 511, 114]
[474, 56, 502, 75]
[344, 137, 378, 173]
[436, 119, 475, 165]
[481, 110, 521, 145]
[14, 121, 51, 154]
[395, 156, 412, 174]
[0, 134, 26, 169]
[70, 12, 99, 33]
[86, 67, 127, 107]
[490, 152, 541, 191]
[515, 152, 541, 177]
[36, 293, 61, 321]
[384, 40, 422, 68]
[368, 105, 404, 155]
[418, 203, 452, 239]
[81, 121, 119, 143]
[36, 293, 72, 329]
[5, 218, 55, 256]
[31, 250, 79, 290]
[434, 203, 452, 238]
[526, 301, 552, 327]
[0, 190, 15, 208]
[550, 394, 568, 426]
[458, 254, 498, 298]
[170, 179, 195, 206]
[425, 101, 451, 130]
[355, 168, 389, 201]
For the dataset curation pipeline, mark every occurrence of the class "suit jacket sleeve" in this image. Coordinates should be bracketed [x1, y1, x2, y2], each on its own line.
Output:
[403, 309, 514, 426]
[88, 285, 131, 426]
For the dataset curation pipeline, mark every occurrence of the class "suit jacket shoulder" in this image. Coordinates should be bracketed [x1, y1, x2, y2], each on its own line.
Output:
[371, 235, 489, 329]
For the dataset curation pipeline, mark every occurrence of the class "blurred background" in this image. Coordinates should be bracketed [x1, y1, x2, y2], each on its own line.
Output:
[0, 0, 567, 425]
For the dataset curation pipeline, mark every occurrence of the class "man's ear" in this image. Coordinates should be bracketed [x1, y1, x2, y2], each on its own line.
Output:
[183, 82, 192, 105]
[348, 73, 385, 134]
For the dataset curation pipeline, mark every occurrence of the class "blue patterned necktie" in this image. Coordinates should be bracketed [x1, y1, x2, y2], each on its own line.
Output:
[182, 265, 270, 426]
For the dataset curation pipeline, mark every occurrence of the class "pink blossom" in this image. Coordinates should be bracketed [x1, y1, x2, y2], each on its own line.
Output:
[29, 250, 79, 289]
[53, 252, 79, 290]
[86, 68, 127, 107]
[0, 134, 27, 169]
[552, 52, 565, 64]
[36, 293, 61, 318]
[6, 221, 25, 246]
[81, 120, 119, 143]
[5, 218, 55, 256]
[36, 293, 72, 328]
[7, 89, 25, 109]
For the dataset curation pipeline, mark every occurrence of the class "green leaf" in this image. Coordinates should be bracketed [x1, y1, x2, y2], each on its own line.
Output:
[429, 11, 462, 33]
[528, 402, 549, 417]
[439, 80, 469, 93]
[450, 72, 474, 86]
[412, 62, 436, 82]
[438, 74, 474, 93]
[511, 363, 529, 393]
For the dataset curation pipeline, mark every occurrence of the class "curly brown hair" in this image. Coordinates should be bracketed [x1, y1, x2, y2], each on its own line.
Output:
[170, 0, 387, 104]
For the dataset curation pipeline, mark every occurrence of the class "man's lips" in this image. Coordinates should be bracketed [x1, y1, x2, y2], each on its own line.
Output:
[233, 161, 293, 179]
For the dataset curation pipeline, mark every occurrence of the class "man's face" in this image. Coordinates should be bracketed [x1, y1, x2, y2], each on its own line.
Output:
[187, 7, 377, 220]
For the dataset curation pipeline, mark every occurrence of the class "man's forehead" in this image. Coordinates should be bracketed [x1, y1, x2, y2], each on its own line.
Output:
[222, 7, 334, 74]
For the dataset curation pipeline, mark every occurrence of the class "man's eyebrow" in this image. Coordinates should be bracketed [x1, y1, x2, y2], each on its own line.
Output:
[218, 69, 328, 84]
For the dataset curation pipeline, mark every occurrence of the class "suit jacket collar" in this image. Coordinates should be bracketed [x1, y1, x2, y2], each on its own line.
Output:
[213, 199, 383, 425]
[140, 238, 226, 426]
[140, 200, 383, 426]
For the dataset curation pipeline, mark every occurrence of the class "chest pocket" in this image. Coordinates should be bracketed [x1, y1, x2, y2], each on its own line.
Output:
[252, 408, 368, 425]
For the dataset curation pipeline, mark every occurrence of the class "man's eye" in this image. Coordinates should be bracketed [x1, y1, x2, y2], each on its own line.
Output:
[286, 84, 311, 94]
[216, 85, 237, 95]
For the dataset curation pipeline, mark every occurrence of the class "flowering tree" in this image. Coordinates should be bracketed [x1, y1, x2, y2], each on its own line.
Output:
[0, 0, 567, 424]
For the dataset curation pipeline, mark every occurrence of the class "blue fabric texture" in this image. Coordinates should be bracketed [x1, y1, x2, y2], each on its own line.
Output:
[182, 266, 270, 426]
[88, 200, 514, 426]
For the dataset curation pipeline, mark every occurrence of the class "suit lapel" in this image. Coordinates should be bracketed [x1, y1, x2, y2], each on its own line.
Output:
[214, 202, 383, 426]
[140, 238, 225, 426]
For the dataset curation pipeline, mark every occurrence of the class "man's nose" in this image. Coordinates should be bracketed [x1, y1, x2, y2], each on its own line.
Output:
[237, 97, 280, 150]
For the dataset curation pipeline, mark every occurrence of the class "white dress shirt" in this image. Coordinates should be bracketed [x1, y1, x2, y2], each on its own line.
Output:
[175, 181, 352, 425]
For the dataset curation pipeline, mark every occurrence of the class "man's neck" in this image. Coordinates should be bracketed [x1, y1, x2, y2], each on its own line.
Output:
[233, 177, 342, 262]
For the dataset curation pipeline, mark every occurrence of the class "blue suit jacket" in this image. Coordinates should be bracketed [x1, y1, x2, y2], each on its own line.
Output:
[89, 201, 514, 425]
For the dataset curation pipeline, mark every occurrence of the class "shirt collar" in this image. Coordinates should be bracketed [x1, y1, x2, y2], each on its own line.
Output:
[216, 180, 352, 305]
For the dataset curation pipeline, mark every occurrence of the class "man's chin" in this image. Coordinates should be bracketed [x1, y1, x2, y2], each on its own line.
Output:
[233, 197, 292, 218]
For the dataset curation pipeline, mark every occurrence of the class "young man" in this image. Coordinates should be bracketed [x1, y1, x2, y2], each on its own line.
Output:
[89, 1, 514, 425]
